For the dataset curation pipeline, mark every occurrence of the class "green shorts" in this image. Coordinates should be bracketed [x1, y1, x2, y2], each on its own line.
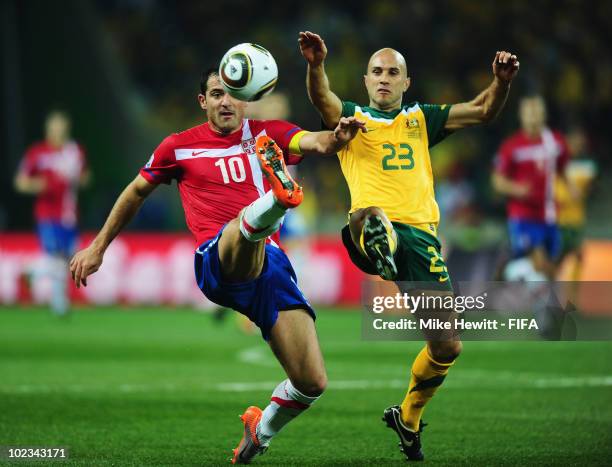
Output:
[341, 221, 452, 291]
[559, 226, 584, 257]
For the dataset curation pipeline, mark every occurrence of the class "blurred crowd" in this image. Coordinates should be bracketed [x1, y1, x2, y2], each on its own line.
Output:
[95, 0, 610, 234]
[4, 0, 610, 237]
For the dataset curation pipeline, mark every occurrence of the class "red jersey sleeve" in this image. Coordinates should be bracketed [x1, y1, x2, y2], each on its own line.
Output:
[261, 120, 305, 166]
[493, 138, 515, 177]
[18, 145, 40, 177]
[77, 143, 88, 175]
[140, 135, 180, 184]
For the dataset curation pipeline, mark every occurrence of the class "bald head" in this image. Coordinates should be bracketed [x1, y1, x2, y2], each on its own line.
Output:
[364, 48, 410, 111]
[368, 48, 408, 77]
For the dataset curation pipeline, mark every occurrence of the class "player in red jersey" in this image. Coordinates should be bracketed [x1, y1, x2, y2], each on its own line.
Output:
[493, 95, 570, 280]
[14, 110, 89, 315]
[70, 68, 365, 464]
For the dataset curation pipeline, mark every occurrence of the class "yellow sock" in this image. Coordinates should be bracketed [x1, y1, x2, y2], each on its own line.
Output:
[571, 256, 582, 282]
[387, 225, 397, 253]
[400, 346, 455, 431]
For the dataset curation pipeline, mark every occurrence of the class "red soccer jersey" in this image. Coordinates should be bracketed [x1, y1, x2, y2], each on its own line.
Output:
[18, 141, 87, 226]
[494, 128, 569, 223]
[139, 119, 304, 246]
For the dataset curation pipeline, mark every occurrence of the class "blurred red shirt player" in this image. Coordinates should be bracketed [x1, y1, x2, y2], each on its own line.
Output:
[493, 96, 569, 279]
[14, 110, 90, 314]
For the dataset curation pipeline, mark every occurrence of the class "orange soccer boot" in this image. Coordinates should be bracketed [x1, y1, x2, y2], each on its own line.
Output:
[231, 406, 267, 464]
[255, 135, 303, 209]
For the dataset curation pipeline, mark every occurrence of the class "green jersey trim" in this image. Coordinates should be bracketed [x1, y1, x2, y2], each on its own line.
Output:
[421, 104, 452, 147]
[340, 100, 452, 147]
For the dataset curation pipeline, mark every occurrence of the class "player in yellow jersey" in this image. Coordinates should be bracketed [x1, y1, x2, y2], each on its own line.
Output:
[299, 31, 519, 461]
[555, 127, 596, 278]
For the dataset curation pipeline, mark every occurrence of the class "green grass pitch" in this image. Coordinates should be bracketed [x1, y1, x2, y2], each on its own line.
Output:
[1, 307, 611, 466]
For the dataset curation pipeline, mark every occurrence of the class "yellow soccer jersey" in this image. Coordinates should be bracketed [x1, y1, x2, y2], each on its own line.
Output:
[555, 159, 596, 227]
[337, 101, 452, 235]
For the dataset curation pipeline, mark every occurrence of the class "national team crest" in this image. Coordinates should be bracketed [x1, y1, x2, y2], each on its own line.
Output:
[241, 137, 256, 154]
[405, 117, 421, 138]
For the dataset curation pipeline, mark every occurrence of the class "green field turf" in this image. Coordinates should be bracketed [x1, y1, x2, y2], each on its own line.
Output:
[0, 307, 611, 466]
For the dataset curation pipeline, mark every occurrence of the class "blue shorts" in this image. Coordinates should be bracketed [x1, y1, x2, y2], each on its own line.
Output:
[508, 219, 561, 260]
[194, 228, 315, 340]
[37, 222, 78, 257]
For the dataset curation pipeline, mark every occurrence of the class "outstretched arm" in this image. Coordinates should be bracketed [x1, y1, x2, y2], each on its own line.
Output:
[299, 31, 343, 129]
[298, 117, 366, 156]
[70, 174, 157, 288]
[491, 172, 530, 199]
[14, 172, 46, 194]
[446, 51, 520, 131]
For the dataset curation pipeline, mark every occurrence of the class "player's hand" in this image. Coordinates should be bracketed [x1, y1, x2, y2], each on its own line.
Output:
[298, 31, 327, 66]
[333, 117, 367, 144]
[493, 51, 520, 83]
[69, 246, 104, 288]
[513, 183, 531, 199]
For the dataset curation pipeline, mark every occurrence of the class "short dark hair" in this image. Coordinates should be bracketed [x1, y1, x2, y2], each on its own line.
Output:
[45, 109, 70, 124]
[200, 68, 219, 94]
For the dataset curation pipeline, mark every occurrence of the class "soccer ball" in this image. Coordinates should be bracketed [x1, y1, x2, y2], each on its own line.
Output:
[219, 43, 278, 102]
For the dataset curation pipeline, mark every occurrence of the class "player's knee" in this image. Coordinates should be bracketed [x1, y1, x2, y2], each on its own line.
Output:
[349, 206, 389, 242]
[293, 372, 328, 397]
[363, 206, 386, 217]
[429, 340, 462, 362]
[351, 206, 385, 225]
[308, 374, 328, 396]
[310, 374, 328, 396]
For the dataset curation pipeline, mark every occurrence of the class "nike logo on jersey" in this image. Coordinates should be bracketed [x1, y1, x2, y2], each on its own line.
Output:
[191, 150, 207, 157]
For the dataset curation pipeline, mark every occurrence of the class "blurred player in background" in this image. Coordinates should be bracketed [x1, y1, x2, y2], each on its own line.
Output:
[555, 126, 597, 280]
[299, 30, 519, 460]
[69, 69, 365, 464]
[14, 110, 89, 315]
[493, 96, 570, 282]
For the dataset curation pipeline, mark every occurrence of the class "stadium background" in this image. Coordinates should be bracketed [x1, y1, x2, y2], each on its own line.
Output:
[1, 0, 611, 464]
[2, 0, 612, 306]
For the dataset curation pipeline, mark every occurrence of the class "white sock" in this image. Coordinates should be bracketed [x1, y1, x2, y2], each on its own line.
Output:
[49, 256, 69, 315]
[504, 257, 547, 282]
[239, 191, 287, 242]
[256, 379, 320, 446]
